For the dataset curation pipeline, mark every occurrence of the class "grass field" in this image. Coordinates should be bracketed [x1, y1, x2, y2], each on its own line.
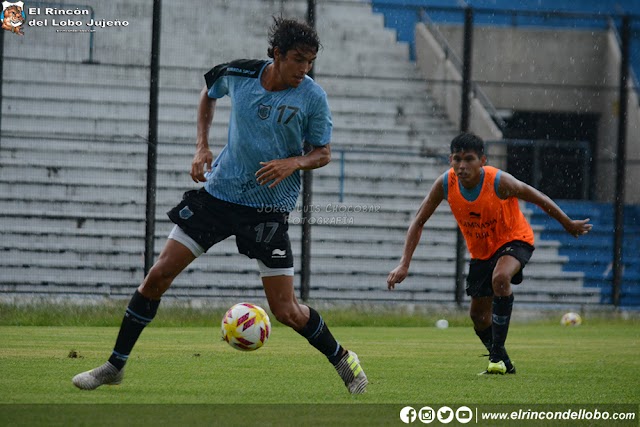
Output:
[1, 304, 638, 426]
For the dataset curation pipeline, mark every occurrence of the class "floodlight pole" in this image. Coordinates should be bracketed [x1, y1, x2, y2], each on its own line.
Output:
[454, 7, 474, 306]
[612, 15, 630, 307]
[0, 29, 4, 150]
[300, 0, 316, 302]
[144, 0, 162, 276]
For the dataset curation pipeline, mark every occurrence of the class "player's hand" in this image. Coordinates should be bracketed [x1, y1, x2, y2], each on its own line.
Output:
[387, 265, 409, 290]
[190, 148, 213, 183]
[256, 158, 300, 188]
[564, 218, 593, 238]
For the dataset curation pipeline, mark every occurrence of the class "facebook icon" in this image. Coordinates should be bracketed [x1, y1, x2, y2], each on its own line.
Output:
[400, 406, 417, 423]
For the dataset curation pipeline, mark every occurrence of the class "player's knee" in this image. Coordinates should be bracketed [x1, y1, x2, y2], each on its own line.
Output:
[492, 272, 512, 295]
[140, 264, 176, 298]
[271, 307, 294, 327]
[270, 304, 304, 329]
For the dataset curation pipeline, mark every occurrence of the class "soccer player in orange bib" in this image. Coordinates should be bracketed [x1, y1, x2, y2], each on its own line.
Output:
[387, 132, 592, 374]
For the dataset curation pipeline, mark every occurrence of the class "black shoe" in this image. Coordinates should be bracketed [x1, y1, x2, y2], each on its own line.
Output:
[504, 359, 516, 374]
[478, 350, 516, 375]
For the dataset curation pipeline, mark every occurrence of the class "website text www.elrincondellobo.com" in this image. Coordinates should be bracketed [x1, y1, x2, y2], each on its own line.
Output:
[398, 405, 638, 425]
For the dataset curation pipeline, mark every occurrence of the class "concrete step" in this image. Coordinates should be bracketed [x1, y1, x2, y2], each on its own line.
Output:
[2, 68, 434, 102]
[0, 113, 453, 150]
[3, 72, 445, 118]
[1, 95, 453, 134]
[0, 151, 446, 180]
[0, 212, 453, 241]
[0, 259, 592, 301]
[0, 179, 433, 209]
[0, 237, 569, 273]
[1, 144, 447, 179]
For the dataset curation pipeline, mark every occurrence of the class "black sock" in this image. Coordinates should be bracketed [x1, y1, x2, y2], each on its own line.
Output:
[297, 306, 344, 365]
[108, 290, 160, 370]
[474, 326, 492, 353]
[491, 294, 514, 362]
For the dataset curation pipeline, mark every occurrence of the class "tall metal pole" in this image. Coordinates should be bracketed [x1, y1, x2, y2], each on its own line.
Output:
[0, 29, 4, 150]
[144, 0, 162, 276]
[612, 15, 630, 307]
[454, 7, 474, 305]
[300, 0, 317, 302]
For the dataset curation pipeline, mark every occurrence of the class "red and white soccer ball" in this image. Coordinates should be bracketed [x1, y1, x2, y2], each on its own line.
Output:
[561, 312, 582, 326]
[221, 302, 271, 351]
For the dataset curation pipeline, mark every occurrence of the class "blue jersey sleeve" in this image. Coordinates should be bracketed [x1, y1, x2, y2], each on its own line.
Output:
[442, 171, 449, 200]
[204, 63, 229, 99]
[304, 89, 332, 147]
[495, 169, 508, 199]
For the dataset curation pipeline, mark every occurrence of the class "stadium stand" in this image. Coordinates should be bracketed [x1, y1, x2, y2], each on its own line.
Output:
[0, 0, 600, 304]
[370, 0, 639, 306]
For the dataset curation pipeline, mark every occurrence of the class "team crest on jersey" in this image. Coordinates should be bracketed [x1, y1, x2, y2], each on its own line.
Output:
[258, 104, 271, 120]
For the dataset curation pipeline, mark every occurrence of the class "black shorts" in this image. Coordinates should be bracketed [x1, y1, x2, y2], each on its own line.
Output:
[167, 188, 293, 269]
[465, 240, 535, 298]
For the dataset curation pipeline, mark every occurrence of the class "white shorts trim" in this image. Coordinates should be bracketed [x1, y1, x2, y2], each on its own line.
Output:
[168, 225, 205, 257]
[257, 260, 294, 277]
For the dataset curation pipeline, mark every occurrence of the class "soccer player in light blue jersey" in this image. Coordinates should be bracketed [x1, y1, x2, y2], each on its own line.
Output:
[72, 17, 368, 395]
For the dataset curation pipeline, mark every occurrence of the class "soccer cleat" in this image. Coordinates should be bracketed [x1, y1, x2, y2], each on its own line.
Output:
[335, 350, 368, 394]
[72, 362, 124, 390]
[505, 360, 516, 374]
[478, 358, 515, 375]
[487, 360, 507, 374]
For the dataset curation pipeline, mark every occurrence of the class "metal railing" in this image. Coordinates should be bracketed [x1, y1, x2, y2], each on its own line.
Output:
[333, 147, 448, 203]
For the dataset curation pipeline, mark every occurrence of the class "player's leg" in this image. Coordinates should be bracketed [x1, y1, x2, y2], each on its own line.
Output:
[72, 241, 194, 391]
[487, 254, 520, 374]
[466, 260, 495, 354]
[468, 257, 516, 375]
[112, 236, 198, 366]
[72, 235, 198, 390]
[469, 296, 493, 353]
[236, 208, 367, 394]
[260, 270, 367, 394]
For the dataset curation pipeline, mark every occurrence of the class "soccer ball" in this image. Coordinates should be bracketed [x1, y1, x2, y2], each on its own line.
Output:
[561, 312, 582, 326]
[435, 319, 449, 329]
[221, 302, 271, 351]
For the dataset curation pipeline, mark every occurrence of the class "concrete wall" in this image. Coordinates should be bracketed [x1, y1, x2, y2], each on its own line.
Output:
[414, 24, 505, 167]
[415, 23, 640, 203]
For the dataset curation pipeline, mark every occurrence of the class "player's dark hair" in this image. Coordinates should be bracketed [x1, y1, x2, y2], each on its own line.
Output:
[450, 132, 485, 156]
[267, 16, 321, 58]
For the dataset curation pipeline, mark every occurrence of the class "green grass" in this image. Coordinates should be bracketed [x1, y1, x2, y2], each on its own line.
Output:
[1, 305, 638, 425]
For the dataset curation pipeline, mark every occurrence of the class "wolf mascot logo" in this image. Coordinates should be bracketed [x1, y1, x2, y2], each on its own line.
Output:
[2, 1, 25, 35]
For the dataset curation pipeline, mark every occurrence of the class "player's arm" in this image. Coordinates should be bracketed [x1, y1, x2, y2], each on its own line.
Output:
[191, 85, 217, 183]
[387, 175, 445, 289]
[497, 171, 592, 237]
[256, 144, 331, 188]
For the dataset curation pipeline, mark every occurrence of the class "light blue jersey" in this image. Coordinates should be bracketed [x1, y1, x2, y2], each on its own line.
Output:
[203, 59, 332, 212]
